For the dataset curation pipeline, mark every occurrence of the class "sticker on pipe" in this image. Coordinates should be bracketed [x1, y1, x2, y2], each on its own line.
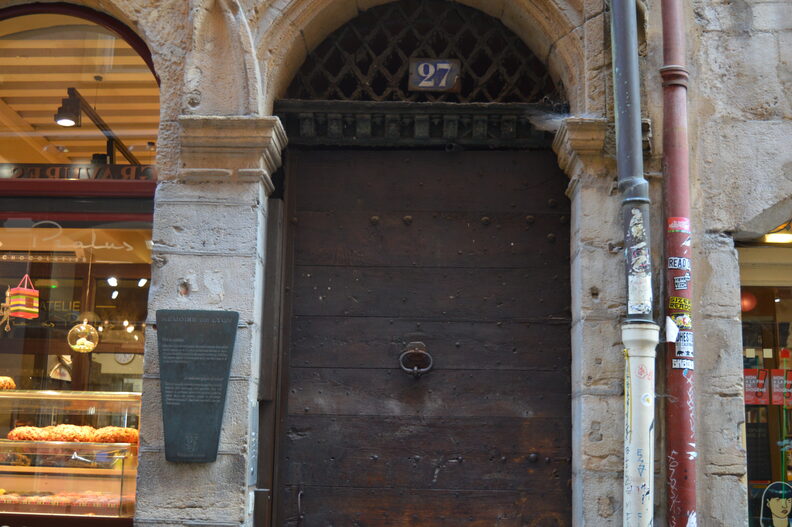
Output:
[676, 331, 694, 357]
[670, 313, 692, 330]
[640, 393, 653, 407]
[628, 273, 652, 315]
[669, 296, 692, 312]
[667, 217, 691, 233]
[668, 257, 691, 271]
[672, 358, 694, 370]
[674, 272, 691, 291]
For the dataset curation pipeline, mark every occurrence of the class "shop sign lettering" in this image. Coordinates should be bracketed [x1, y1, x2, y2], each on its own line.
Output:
[0, 163, 156, 181]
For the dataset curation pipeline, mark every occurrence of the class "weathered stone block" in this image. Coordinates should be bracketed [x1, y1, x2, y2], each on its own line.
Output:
[572, 469, 622, 526]
[571, 319, 624, 392]
[571, 244, 625, 322]
[695, 316, 744, 397]
[698, 32, 790, 121]
[570, 177, 621, 246]
[149, 254, 260, 323]
[155, 180, 263, 206]
[696, 233, 741, 319]
[153, 199, 264, 256]
[697, 119, 792, 231]
[572, 394, 624, 472]
[698, 394, 747, 476]
[135, 451, 247, 523]
[696, 474, 748, 527]
[751, 2, 792, 31]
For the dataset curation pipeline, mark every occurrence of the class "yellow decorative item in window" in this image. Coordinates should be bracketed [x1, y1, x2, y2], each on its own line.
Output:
[67, 320, 99, 353]
[8, 275, 38, 319]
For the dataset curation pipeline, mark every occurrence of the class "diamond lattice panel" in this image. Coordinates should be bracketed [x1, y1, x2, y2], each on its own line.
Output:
[286, 0, 564, 104]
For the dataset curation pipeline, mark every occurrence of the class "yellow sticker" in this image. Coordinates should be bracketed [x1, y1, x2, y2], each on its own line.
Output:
[669, 296, 692, 311]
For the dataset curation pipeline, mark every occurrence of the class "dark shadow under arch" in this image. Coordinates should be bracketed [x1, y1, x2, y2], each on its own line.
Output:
[286, 0, 565, 105]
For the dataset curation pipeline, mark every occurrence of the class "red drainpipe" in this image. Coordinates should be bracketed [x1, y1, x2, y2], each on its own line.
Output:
[661, 0, 697, 524]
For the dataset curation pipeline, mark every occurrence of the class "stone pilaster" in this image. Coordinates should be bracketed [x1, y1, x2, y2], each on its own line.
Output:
[554, 117, 626, 526]
[135, 116, 286, 527]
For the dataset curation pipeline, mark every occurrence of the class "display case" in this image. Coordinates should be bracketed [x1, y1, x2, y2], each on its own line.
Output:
[0, 390, 140, 523]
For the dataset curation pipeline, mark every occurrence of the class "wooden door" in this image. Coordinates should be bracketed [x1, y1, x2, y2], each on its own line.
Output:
[277, 149, 571, 526]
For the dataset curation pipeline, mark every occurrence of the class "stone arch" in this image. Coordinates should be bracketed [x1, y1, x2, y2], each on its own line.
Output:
[182, 0, 264, 116]
[256, 0, 586, 114]
[732, 197, 792, 241]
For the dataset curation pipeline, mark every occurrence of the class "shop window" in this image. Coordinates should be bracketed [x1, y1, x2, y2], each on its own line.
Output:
[740, 229, 792, 524]
[0, 8, 157, 524]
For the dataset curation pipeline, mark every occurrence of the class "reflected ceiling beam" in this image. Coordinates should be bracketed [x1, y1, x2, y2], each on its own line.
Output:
[0, 98, 70, 164]
[65, 87, 139, 165]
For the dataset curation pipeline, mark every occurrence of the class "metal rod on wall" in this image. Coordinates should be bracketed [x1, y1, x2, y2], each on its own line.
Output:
[609, 0, 661, 523]
[660, 0, 697, 522]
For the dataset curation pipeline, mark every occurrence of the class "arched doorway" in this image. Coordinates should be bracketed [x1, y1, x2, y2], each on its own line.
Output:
[269, 2, 571, 524]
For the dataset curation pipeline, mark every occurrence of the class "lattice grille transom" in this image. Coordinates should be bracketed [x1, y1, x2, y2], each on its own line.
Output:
[286, 0, 565, 104]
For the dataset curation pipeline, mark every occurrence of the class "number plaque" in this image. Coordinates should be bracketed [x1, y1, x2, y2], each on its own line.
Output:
[408, 58, 461, 92]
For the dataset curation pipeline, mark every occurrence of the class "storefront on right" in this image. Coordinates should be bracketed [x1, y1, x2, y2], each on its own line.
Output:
[740, 223, 792, 524]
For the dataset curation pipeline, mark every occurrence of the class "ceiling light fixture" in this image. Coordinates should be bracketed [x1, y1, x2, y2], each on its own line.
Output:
[54, 94, 81, 127]
[53, 87, 140, 165]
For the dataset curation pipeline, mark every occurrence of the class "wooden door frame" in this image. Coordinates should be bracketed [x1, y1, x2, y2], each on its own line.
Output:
[256, 100, 566, 525]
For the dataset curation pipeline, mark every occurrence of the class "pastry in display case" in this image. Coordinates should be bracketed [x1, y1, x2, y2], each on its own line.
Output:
[0, 390, 140, 519]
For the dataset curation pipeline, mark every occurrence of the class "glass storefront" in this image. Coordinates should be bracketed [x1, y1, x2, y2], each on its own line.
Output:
[741, 240, 792, 524]
[0, 8, 157, 524]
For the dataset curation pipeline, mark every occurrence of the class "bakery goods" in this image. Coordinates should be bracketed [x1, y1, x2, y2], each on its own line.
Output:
[6, 424, 138, 443]
[7, 426, 49, 441]
[0, 377, 15, 390]
[92, 426, 139, 444]
[48, 424, 95, 442]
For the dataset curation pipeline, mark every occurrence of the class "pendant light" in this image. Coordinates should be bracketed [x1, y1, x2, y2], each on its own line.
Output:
[67, 254, 98, 353]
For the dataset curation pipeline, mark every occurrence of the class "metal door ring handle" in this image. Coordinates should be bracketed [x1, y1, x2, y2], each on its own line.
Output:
[400, 342, 433, 378]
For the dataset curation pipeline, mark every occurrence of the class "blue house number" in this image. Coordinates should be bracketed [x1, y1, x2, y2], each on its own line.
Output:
[408, 59, 461, 92]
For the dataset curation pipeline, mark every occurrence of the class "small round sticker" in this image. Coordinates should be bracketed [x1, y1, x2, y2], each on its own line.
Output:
[640, 393, 653, 407]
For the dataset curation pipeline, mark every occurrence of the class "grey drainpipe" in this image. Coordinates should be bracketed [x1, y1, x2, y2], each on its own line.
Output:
[609, 0, 661, 524]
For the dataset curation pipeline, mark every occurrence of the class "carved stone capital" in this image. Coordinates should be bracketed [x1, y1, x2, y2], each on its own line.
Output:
[552, 117, 608, 177]
[176, 115, 287, 193]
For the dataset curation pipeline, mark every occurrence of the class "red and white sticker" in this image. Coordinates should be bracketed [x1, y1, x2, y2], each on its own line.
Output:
[668, 217, 691, 233]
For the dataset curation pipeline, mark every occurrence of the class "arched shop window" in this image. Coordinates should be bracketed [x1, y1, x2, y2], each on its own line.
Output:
[739, 222, 792, 525]
[0, 7, 157, 525]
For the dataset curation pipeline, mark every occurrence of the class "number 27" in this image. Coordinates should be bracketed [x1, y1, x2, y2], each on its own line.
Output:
[418, 62, 453, 88]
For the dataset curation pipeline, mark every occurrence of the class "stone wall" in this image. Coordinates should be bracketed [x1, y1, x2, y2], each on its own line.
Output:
[687, 0, 791, 524]
[2, 0, 788, 524]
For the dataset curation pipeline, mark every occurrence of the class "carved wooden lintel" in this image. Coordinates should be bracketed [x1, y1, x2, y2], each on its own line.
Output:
[275, 100, 559, 149]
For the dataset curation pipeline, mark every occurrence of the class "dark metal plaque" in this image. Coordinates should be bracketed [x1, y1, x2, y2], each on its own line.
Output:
[408, 59, 461, 92]
[156, 310, 238, 462]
